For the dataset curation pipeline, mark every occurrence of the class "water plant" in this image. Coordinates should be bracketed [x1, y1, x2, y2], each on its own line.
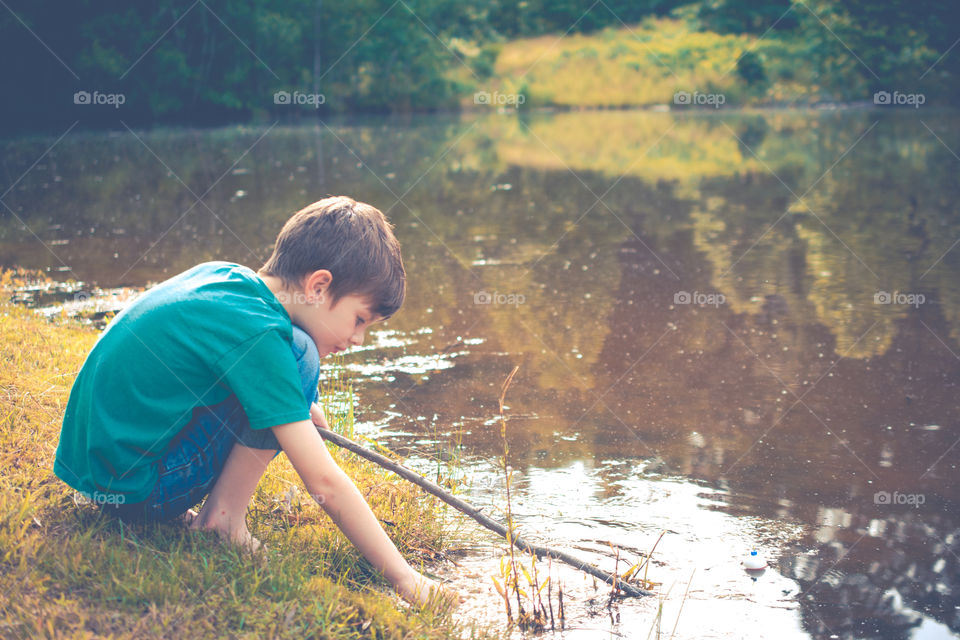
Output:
[490, 365, 557, 632]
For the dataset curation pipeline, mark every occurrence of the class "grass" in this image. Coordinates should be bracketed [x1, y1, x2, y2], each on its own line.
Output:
[471, 16, 814, 110]
[0, 269, 496, 639]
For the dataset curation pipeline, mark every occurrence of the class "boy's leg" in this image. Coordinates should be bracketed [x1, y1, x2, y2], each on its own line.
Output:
[99, 398, 244, 523]
[189, 444, 276, 550]
[190, 326, 321, 544]
[100, 326, 321, 528]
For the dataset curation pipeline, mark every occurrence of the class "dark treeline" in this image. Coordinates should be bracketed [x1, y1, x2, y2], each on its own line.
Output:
[0, 0, 956, 134]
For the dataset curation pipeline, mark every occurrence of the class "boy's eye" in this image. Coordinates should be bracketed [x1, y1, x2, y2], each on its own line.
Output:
[356, 316, 365, 327]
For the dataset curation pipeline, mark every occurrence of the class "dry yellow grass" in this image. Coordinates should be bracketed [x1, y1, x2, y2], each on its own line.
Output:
[475, 17, 810, 109]
[0, 270, 494, 639]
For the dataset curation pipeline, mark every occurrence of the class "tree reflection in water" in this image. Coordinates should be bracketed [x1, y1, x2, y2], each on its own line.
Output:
[3, 110, 958, 638]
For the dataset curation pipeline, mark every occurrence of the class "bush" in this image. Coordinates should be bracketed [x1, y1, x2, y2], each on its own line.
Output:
[736, 51, 768, 86]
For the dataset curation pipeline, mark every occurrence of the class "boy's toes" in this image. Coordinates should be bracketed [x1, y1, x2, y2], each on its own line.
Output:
[177, 508, 199, 526]
[247, 534, 266, 553]
[231, 529, 264, 554]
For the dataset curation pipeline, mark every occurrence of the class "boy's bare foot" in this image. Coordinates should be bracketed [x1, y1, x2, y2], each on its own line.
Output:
[176, 508, 199, 526]
[227, 526, 263, 553]
[188, 510, 264, 553]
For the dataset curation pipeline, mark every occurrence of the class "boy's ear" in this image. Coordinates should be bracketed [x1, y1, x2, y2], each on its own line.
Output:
[302, 269, 333, 302]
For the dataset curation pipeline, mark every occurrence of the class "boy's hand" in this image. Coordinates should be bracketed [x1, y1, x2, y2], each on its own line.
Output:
[397, 569, 463, 611]
[273, 419, 461, 614]
[310, 402, 329, 429]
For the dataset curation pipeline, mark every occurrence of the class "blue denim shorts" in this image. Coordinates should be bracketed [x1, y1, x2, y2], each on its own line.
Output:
[99, 326, 320, 524]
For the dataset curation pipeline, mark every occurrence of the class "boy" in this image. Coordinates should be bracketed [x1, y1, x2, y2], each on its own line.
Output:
[54, 196, 455, 608]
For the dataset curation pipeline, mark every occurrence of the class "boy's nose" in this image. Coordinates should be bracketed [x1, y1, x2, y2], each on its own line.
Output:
[349, 329, 365, 346]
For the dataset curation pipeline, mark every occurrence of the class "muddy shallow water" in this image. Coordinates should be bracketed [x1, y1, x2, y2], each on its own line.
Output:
[3, 109, 960, 639]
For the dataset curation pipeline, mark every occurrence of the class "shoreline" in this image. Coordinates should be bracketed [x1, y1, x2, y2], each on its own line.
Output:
[3, 100, 953, 143]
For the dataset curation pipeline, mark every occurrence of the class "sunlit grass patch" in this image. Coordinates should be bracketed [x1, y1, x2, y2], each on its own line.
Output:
[482, 17, 812, 109]
[0, 271, 495, 639]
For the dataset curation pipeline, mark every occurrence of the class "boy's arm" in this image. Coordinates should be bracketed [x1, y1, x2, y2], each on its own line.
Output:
[271, 411, 454, 607]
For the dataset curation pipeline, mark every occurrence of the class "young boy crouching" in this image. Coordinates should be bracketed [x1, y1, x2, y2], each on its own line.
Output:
[54, 196, 456, 608]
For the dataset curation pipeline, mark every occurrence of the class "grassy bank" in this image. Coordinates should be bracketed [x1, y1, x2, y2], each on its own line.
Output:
[472, 16, 816, 109]
[0, 272, 491, 639]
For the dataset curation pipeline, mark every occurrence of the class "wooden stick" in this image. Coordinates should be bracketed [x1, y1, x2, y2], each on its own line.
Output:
[317, 425, 653, 598]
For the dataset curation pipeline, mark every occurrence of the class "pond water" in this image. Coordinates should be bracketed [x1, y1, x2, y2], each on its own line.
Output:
[3, 109, 960, 639]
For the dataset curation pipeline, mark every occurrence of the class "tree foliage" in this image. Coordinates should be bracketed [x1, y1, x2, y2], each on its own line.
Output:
[0, 0, 956, 133]
[697, 0, 957, 101]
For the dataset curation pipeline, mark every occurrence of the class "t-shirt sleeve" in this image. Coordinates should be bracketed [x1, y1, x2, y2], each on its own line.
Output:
[212, 329, 310, 430]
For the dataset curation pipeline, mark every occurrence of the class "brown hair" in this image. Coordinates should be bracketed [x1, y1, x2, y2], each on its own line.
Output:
[260, 196, 405, 318]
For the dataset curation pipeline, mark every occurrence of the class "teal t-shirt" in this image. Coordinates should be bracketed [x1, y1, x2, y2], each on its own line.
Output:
[54, 262, 310, 503]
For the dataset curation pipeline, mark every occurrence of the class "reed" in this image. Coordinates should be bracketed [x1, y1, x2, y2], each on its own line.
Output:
[490, 365, 556, 633]
[318, 353, 354, 439]
[487, 365, 672, 634]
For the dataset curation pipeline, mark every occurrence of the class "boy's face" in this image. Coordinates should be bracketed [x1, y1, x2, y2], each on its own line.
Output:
[298, 292, 380, 358]
[287, 270, 381, 358]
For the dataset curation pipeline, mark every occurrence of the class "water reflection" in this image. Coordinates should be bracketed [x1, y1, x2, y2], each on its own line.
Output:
[3, 109, 960, 638]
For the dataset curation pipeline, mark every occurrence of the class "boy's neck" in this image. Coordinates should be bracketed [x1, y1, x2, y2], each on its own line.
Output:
[256, 271, 297, 316]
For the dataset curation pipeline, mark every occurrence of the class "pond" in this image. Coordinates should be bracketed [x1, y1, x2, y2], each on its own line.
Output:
[3, 108, 959, 639]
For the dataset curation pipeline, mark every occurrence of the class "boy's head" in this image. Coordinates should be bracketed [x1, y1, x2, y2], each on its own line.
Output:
[260, 196, 405, 320]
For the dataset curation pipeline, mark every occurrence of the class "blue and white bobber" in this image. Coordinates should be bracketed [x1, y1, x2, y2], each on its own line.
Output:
[743, 550, 767, 570]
